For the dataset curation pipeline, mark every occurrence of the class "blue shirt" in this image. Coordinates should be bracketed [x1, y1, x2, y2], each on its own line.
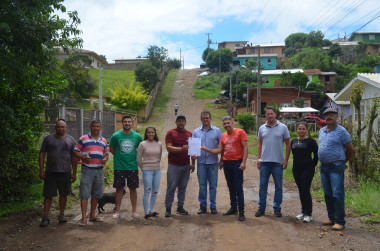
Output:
[193, 125, 223, 164]
[318, 124, 351, 164]
[258, 121, 290, 163]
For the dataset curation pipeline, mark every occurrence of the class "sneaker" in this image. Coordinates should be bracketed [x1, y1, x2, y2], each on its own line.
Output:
[255, 209, 265, 217]
[58, 213, 67, 223]
[296, 213, 304, 220]
[238, 212, 246, 221]
[223, 208, 237, 216]
[177, 206, 188, 215]
[210, 208, 218, 214]
[165, 208, 172, 218]
[274, 210, 282, 217]
[40, 216, 50, 227]
[322, 220, 334, 226]
[197, 205, 207, 215]
[332, 224, 345, 231]
[303, 215, 313, 223]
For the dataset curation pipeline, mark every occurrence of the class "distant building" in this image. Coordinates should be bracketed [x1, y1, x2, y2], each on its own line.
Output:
[104, 58, 147, 70]
[218, 41, 249, 51]
[349, 31, 380, 54]
[54, 47, 107, 69]
[321, 93, 350, 119]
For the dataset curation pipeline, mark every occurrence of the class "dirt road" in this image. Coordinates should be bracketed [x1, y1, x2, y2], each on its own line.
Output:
[0, 69, 379, 251]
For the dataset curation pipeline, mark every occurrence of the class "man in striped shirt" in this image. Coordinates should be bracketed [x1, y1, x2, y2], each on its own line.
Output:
[74, 120, 109, 227]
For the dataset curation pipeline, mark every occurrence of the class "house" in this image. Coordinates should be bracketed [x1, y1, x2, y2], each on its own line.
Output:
[319, 72, 337, 92]
[103, 58, 147, 70]
[248, 87, 314, 114]
[218, 41, 249, 52]
[232, 54, 277, 70]
[303, 69, 322, 85]
[253, 69, 321, 87]
[335, 73, 380, 133]
[54, 47, 107, 69]
[349, 31, 380, 54]
[235, 43, 285, 69]
[321, 93, 350, 118]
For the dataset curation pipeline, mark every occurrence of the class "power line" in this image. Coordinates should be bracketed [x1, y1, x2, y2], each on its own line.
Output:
[347, 11, 380, 37]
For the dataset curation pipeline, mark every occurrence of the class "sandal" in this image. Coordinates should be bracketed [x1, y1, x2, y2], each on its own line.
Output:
[89, 217, 103, 222]
[151, 212, 159, 217]
[131, 212, 140, 219]
[112, 213, 120, 219]
[78, 221, 87, 227]
[144, 214, 152, 220]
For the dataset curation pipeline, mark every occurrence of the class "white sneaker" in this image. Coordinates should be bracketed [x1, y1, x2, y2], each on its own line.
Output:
[303, 215, 313, 223]
[296, 213, 304, 220]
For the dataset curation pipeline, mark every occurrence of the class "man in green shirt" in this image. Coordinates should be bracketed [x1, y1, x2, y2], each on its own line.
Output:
[110, 115, 142, 219]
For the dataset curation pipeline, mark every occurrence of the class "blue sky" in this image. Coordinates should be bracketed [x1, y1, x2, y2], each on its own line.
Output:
[62, 0, 380, 68]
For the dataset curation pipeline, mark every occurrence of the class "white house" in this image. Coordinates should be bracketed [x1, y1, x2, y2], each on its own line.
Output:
[335, 73, 380, 133]
[54, 46, 107, 69]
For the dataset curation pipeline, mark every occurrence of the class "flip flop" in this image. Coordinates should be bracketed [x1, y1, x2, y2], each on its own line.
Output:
[144, 214, 152, 220]
[151, 212, 159, 217]
[112, 213, 120, 219]
[131, 212, 140, 219]
[89, 217, 103, 222]
[78, 221, 87, 227]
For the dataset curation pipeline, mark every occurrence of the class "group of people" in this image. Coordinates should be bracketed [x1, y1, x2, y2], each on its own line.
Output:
[39, 106, 353, 231]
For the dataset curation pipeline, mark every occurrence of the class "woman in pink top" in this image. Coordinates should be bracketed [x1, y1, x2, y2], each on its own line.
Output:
[137, 126, 162, 219]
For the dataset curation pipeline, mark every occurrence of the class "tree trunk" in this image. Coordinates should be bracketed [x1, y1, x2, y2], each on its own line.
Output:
[363, 99, 379, 169]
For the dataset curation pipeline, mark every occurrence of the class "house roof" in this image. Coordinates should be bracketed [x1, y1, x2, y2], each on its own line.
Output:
[54, 46, 107, 64]
[303, 69, 322, 74]
[335, 73, 380, 101]
[325, 93, 350, 105]
[250, 86, 314, 94]
[236, 54, 278, 58]
[252, 69, 303, 75]
[320, 72, 337, 75]
[280, 107, 319, 113]
[349, 31, 380, 41]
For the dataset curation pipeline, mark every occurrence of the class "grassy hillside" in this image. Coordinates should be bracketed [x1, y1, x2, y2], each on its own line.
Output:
[88, 69, 138, 98]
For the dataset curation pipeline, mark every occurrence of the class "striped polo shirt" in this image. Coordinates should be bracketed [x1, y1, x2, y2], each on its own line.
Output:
[75, 133, 108, 168]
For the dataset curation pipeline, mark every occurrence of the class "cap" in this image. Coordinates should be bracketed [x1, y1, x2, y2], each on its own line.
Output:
[323, 108, 338, 115]
[176, 114, 186, 121]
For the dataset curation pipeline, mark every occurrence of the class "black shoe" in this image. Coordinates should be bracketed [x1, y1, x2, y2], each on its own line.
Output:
[40, 216, 50, 227]
[238, 212, 246, 221]
[255, 209, 265, 217]
[223, 208, 237, 216]
[165, 208, 171, 217]
[274, 210, 282, 217]
[197, 205, 207, 214]
[210, 208, 218, 214]
[177, 206, 189, 215]
[58, 213, 67, 223]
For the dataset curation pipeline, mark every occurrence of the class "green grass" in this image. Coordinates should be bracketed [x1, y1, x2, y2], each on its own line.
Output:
[193, 74, 222, 99]
[88, 68, 137, 98]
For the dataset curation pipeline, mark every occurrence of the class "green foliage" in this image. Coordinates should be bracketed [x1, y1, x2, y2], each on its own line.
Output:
[110, 81, 149, 111]
[289, 47, 333, 71]
[280, 71, 309, 88]
[244, 58, 257, 69]
[0, 0, 82, 201]
[202, 48, 214, 62]
[236, 113, 256, 132]
[167, 58, 181, 69]
[221, 68, 257, 100]
[205, 48, 233, 72]
[147, 45, 168, 69]
[135, 60, 159, 90]
[357, 53, 380, 68]
[284, 32, 308, 55]
[294, 97, 304, 108]
[193, 74, 222, 99]
[305, 81, 325, 108]
[350, 67, 375, 79]
[333, 75, 347, 92]
[280, 71, 293, 86]
[305, 30, 325, 47]
[354, 41, 368, 57]
[328, 43, 343, 58]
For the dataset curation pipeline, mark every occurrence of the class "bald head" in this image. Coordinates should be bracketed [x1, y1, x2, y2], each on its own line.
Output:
[55, 120, 67, 137]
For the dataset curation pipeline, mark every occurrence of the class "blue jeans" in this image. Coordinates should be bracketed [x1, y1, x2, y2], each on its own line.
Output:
[142, 170, 161, 215]
[258, 162, 283, 211]
[223, 160, 244, 212]
[320, 163, 346, 226]
[197, 163, 218, 208]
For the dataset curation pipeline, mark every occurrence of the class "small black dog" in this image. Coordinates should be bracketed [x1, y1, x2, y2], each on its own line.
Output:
[98, 189, 126, 213]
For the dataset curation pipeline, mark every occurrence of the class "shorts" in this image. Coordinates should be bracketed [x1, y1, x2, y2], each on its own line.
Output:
[113, 170, 139, 189]
[79, 165, 104, 199]
[43, 172, 71, 198]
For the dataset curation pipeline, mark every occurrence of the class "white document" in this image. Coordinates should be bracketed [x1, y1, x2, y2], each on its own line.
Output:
[188, 137, 201, 156]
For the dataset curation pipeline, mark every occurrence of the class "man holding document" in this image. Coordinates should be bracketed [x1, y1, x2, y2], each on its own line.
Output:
[192, 111, 223, 215]
[201, 116, 248, 221]
[164, 114, 194, 217]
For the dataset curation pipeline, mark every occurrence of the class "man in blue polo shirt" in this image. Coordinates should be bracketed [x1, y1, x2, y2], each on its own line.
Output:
[318, 108, 354, 231]
[256, 106, 291, 218]
[193, 111, 223, 214]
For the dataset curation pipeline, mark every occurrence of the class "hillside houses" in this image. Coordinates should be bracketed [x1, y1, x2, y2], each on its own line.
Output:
[54, 47, 107, 69]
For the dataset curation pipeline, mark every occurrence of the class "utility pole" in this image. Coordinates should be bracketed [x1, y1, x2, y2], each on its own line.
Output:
[182, 56, 185, 70]
[235, 79, 239, 117]
[219, 49, 221, 88]
[229, 76, 232, 103]
[256, 45, 261, 131]
[180, 48, 182, 69]
[246, 82, 249, 112]
[206, 33, 212, 53]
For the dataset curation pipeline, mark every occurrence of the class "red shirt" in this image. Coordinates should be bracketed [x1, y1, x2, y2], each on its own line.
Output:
[165, 128, 192, 166]
[220, 128, 247, 161]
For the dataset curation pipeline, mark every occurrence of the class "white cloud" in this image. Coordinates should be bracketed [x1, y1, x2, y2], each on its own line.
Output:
[62, 0, 380, 67]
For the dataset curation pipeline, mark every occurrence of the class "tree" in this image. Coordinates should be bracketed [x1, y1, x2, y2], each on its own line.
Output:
[349, 66, 375, 79]
[280, 71, 293, 86]
[357, 53, 380, 68]
[333, 75, 347, 92]
[205, 48, 233, 72]
[0, 0, 82, 200]
[202, 48, 214, 62]
[354, 41, 368, 58]
[221, 68, 257, 100]
[99, 54, 107, 62]
[284, 32, 308, 55]
[280, 72, 308, 89]
[328, 43, 343, 59]
[244, 58, 257, 70]
[305, 30, 324, 47]
[305, 81, 325, 108]
[294, 97, 305, 108]
[135, 60, 159, 90]
[110, 81, 149, 111]
[166, 58, 181, 69]
[147, 45, 168, 69]
[289, 47, 332, 71]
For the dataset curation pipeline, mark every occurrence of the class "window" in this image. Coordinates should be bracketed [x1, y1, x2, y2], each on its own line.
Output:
[304, 103, 308, 108]
[369, 34, 375, 40]
[249, 48, 255, 54]
[262, 77, 269, 83]
[325, 76, 330, 82]
[267, 58, 272, 64]
[235, 43, 241, 47]
[354, 105, 365, 121]
[264, 47, 270, 53]
[280, 103, 292, 107]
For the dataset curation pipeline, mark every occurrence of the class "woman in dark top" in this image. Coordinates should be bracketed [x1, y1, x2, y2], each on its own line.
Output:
[291, 122, 318, 223]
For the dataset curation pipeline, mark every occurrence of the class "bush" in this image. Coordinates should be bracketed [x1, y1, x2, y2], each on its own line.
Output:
[110, 81, 149, 111]
[236, 112, 256, 132]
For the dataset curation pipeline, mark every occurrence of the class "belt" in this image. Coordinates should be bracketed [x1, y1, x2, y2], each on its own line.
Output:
[321, 160, 345, 167]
